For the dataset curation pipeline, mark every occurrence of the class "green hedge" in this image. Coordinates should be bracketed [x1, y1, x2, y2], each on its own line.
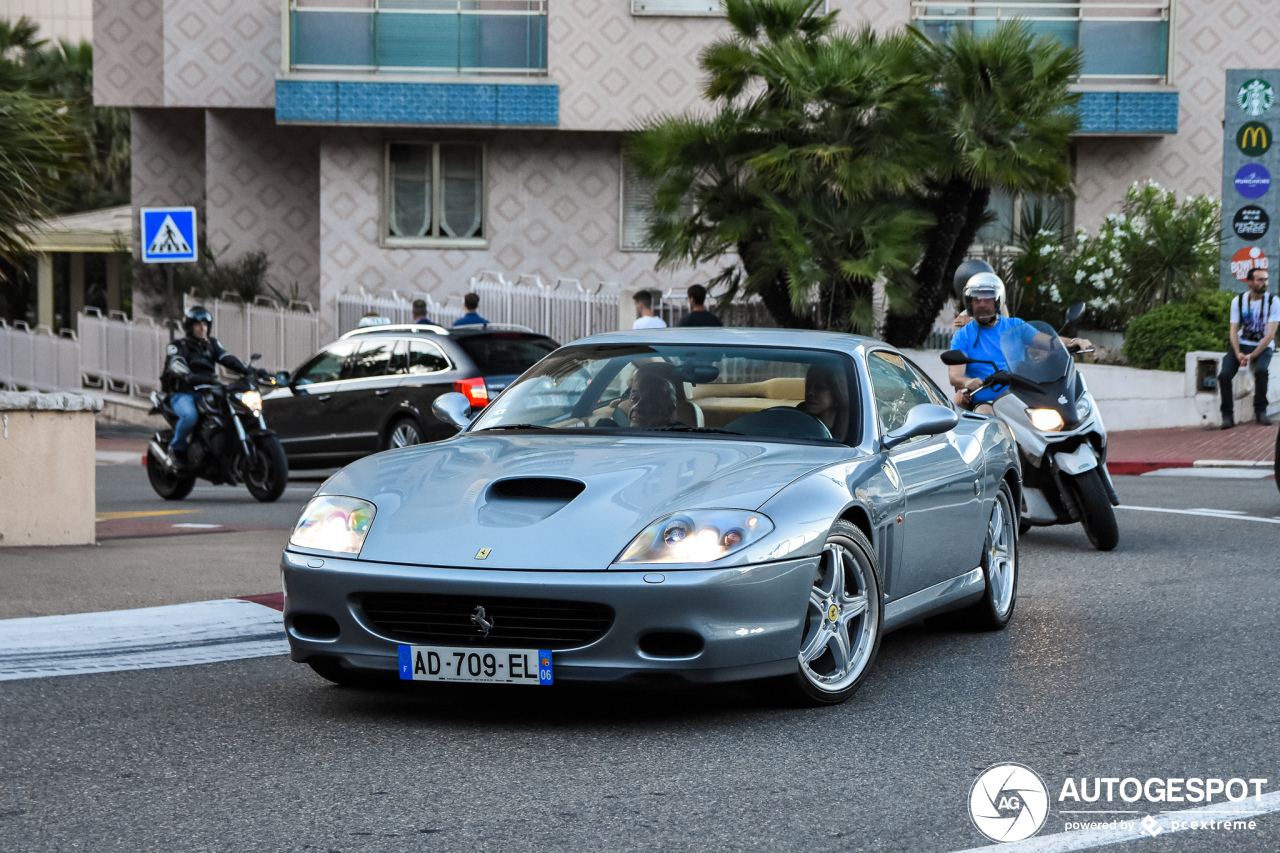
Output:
[1123, 290, 1233, 371]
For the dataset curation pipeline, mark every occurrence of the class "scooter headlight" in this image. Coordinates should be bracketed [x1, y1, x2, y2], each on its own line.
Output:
[1026, 407, 1064, 431]
[1075, 397, 1092, 420]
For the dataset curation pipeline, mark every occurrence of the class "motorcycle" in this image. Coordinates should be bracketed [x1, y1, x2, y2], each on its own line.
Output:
[146, 356, 290, 502]
[942, 304, 1121, 551]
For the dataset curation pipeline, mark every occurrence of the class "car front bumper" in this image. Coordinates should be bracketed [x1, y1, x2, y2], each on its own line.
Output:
[281, 549, 819, 685]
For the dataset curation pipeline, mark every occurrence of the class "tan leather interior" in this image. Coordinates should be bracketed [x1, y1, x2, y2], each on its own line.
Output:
[688, 378, 805, 428]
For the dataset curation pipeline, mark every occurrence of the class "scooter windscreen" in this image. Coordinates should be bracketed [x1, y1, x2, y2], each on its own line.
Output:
[1000, 321, 1072, 384]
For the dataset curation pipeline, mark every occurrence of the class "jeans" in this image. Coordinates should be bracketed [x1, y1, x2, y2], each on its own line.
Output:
[1219, 344, 1272, 415]
[169, 393, 199, 451]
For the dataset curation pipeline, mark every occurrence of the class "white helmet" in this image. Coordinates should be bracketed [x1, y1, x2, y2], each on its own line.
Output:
[963, 272, 1006, 323]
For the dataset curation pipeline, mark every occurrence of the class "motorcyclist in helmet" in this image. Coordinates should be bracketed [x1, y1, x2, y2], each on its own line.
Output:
[162, 306, 254, 469]
[950, 259, 1001, 331]
[948, 272, 1091, 415]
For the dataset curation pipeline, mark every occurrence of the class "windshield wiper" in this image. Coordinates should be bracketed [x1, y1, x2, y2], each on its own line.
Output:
[649, 425, 742, 434]
[476, 423, 555, 432]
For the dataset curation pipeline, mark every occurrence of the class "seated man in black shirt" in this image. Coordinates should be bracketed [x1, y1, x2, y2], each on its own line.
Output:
[678, 284, 722, 327]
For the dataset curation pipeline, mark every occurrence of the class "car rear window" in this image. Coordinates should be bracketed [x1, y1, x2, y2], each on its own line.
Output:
[456, 334, 557, 375]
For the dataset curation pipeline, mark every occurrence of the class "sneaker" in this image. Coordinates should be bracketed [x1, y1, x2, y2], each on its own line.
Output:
[1257, 411, 1273, 426]
[1221, 414, 1235, 430]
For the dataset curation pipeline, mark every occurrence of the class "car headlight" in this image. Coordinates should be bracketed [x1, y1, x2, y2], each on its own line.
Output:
[236, 390, 263, 415]
[617, 510, 773, 565]
[289, 495, 376, 555]
[1026, 407, 1064, 431]
[1074, 397, 1092, 420]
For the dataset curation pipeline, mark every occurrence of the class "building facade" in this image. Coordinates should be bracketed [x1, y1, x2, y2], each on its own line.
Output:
[93, 0, 1253, 336]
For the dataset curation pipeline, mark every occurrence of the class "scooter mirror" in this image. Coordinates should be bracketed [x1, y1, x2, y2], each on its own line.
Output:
[1063, 303, 1085, 325]
[940, 349, 972, 366]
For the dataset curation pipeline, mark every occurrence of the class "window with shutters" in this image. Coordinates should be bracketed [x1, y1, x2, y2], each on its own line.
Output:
[383, 141, 486, 248]
[620, 155, 658, 252]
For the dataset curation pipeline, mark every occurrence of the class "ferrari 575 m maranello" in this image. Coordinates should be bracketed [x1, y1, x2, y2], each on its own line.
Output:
[282, 328, 1021, 705]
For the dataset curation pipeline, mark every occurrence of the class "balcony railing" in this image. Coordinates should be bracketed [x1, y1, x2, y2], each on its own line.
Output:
[911, 2, 1173, 83]
[288, 0, 548, 75]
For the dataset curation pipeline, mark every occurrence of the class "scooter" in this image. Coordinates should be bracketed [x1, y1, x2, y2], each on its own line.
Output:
[146, 356, 289, 503]
[942, 304, 1121, 551]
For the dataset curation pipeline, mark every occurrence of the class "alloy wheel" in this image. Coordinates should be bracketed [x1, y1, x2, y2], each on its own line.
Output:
[987, 491, 1016, 620]
[390, 421, 422, 448]
[798, 541, 879, 693]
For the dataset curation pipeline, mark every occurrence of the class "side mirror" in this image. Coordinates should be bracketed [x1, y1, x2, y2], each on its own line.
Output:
[940, 349, 972, 366]
[1062, 302, 1085, 327]
[881, 404, 959, 451]
[250, 353, 262, 363]
[431, 391, 474, 431]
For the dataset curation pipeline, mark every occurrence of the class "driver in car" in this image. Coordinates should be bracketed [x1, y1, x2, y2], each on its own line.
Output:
[948, 273, 1090, 415]
[628, 369, 681, 429]
[795, 364, 845, 435]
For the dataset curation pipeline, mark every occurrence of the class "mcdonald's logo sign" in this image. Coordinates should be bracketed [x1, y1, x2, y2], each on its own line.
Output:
[1237, 122, 1271, 156]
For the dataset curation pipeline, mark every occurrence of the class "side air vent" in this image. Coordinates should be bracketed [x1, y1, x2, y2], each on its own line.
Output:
[490, 478, 585, 501]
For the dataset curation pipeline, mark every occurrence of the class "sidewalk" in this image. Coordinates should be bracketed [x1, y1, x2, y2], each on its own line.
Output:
[1107, 423, 1276, 475]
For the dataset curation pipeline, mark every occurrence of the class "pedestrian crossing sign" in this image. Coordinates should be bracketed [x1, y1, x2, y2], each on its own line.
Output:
[140, 207, 198, 263]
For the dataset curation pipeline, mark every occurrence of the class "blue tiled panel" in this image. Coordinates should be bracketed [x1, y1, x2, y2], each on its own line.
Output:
[1076, 92, 1118, 134]
[275, 81, 338, 122]
[1116, 91, 1179, 134]
[277, 80, 558, 127]
[496, 85, 558, 125]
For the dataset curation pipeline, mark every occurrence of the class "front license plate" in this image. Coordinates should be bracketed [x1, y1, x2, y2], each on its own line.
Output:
[398, 645, 553, 685]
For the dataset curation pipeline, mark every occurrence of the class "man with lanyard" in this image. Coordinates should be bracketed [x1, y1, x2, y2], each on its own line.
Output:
[1219, 267, 1279, 428]
[162, 306, 256, 470]
[948, 273, 1090, 415]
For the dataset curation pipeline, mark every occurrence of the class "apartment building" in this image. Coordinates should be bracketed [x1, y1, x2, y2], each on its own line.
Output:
[92, 0, 1250, 334]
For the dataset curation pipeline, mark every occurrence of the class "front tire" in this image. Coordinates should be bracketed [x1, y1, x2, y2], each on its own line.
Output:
[146, 446, 195, 500]
[956, 482, 1018, 630]
[1069, 468, 1119, 551]
[243, 436, 289, 503]
[777, 520, 884, 707]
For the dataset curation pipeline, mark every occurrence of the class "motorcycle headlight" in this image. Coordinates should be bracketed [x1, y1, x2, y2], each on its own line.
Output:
[1026, 407, 1064, 431]
[289, 496, 376, 555]
[236, 390, 263, 415]
[617, 510, 773, 565]
[1075, 397, 1092, 420]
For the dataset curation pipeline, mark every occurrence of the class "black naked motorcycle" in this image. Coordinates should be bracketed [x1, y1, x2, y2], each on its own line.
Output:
[146, 356, 289, 502]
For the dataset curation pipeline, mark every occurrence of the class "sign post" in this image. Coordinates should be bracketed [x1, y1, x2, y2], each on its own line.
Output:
[140, 207, 199, 338]
[1220, 71, 1279, 298]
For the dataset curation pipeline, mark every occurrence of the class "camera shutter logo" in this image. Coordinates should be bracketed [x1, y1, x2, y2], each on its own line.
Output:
[969, 764, 1050, 843]
[1238, 79, 1274, 116]
[1237, 122, 1272, 157]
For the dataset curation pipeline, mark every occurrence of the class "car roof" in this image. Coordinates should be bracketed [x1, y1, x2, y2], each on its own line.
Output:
[338, 322, 541, 340]
[568, 326, 881, 352]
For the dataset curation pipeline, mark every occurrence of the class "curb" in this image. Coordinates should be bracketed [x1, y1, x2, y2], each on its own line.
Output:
[1108, 460, 1274, 476]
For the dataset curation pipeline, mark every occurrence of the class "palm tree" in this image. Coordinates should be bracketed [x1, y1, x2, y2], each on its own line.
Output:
[883, 21, 1080, 347]
[0, 90, 79, 264]
[629, 0, 936, 332]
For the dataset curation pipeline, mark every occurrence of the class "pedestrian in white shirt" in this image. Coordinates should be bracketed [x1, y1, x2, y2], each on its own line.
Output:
[632, 290, 667, 329]
[1220, 267, 1279, 428]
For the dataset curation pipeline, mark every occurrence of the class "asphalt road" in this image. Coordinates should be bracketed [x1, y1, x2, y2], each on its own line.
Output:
[2, 473, 1277, 852]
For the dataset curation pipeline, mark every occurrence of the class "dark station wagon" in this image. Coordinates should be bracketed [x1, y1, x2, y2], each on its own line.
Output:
[263, 323, 558, 469]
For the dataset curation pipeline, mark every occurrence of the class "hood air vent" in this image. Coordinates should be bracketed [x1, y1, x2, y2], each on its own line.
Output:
[478, 478, 586, 527]
[490, 478, 585, 501]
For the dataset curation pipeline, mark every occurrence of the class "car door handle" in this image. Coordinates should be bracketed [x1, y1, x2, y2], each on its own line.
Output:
[375, 389, 390, 397]
[317, 394, 333, 402]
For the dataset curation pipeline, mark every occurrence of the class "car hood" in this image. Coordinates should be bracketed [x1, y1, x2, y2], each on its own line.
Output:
[318, 434, 848, 570]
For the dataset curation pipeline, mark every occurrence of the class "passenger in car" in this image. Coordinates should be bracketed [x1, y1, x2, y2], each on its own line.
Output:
[796, 364, 846, 435]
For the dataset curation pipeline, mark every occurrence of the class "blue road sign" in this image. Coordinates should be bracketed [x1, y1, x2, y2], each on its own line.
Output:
[140, 207, 198, 264]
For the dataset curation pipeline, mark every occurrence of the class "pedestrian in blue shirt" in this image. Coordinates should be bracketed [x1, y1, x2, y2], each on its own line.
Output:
[453, 293, 489, 327]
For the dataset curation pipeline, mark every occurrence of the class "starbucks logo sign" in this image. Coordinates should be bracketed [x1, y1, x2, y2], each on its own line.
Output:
[1238, 78, 1274, 116]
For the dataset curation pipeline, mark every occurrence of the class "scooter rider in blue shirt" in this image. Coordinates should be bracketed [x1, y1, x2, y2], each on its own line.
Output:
[948, 272, 1090, 415]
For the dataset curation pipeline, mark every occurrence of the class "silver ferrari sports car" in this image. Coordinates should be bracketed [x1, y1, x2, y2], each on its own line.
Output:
[282, 328, 1021, 705]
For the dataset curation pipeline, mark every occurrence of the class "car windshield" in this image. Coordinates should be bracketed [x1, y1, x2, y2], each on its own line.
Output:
[1000, 320, 1071, 383]
[469, 344, 858, 444]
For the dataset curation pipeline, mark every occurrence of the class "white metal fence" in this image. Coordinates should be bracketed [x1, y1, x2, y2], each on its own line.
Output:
[78, 309, 169, 396]
[337, 271, 623, 342]
[0, 321, 81, 393]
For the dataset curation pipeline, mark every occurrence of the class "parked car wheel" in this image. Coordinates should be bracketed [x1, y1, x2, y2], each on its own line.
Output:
[780, 520, 883, 707]
[384, 417, 423, 451]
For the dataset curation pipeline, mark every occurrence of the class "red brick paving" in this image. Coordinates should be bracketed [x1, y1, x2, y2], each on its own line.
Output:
[1107, 423, 1276, 473]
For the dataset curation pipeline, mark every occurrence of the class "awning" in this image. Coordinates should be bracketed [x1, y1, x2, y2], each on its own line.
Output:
[19, 205, 131, 253]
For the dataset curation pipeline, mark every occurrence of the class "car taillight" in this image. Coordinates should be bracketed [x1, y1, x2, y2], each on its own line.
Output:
[453, 377, 490, 408]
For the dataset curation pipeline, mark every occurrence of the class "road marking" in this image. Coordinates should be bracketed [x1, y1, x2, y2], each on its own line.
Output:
[949, 790, 1280, 852]
[1141, 467, 1274, 479]
[0, 599, 286, 681]
[1117, 505, 1280, 526]
[95, 510, 199, 521]
[171, 523, 223, 529]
